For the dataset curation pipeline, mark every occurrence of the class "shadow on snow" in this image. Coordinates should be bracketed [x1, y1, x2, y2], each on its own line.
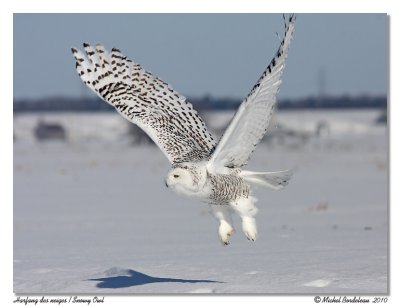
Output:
[89, 269, 223, 289]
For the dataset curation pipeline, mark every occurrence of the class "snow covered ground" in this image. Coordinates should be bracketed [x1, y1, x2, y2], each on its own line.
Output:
[13, 109, 388, 294]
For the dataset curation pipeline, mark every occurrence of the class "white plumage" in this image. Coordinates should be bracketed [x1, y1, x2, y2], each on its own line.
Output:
[71, 15, 295, 245]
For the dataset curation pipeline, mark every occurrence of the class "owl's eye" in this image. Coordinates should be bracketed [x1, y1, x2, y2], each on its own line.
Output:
[173, 174, 180, 178]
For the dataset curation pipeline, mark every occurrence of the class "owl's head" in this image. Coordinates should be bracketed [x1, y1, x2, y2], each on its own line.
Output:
[165, 163, 204, 196]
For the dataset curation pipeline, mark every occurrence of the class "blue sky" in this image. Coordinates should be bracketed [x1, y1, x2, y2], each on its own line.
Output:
[13, 13, 387, 100]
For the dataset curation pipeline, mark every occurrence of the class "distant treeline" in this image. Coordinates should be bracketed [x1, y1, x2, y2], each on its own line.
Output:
[13, 94, 387, 113]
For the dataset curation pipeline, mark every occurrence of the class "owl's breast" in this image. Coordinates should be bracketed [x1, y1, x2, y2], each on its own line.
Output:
[206, 173, 250, 204]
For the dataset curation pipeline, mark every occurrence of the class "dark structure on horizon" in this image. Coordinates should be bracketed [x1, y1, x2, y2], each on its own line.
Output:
[34, 120, 67, 141]
[13, 95, 387, 113]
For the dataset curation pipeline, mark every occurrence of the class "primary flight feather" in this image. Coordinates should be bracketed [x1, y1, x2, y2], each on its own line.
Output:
[71, 15, 295, 245]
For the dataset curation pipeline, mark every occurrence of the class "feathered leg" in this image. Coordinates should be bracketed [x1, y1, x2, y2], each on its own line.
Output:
[209, 204, 235, 245]
[230, 196, 258, 241]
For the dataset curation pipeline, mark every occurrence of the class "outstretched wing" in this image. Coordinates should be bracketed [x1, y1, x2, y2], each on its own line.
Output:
[208, 15, 295, 171]
[71, 44, 216, 164]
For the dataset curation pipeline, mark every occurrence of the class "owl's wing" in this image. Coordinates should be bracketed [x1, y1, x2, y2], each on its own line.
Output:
[208, 15, 295, 171]
[71, 44, 216, 164]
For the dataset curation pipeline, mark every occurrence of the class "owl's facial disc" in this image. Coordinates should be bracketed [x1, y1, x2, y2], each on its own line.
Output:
[165, 167, 197, 195]
[165, 168, 188, 186]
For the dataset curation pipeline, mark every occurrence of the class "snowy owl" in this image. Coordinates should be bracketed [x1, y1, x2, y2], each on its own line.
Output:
[71, 15, 295, 245]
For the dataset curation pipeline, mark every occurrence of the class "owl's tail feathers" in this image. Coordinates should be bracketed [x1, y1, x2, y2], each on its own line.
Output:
[240, 170, 293, 190]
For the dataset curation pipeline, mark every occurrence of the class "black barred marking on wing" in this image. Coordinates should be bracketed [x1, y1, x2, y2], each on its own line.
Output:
[245, 14, 295, 102]
[71, 43, 216, 163]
